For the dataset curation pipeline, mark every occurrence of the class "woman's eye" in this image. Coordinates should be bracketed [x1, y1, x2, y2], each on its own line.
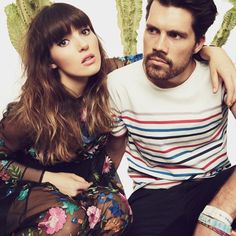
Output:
[57, 39, 69, 47]
[81, 28, 91, 35]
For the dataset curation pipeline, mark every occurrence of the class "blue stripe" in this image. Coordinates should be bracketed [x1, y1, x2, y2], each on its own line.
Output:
[127, 157, 199, 177]
[126, 118, 221, 132]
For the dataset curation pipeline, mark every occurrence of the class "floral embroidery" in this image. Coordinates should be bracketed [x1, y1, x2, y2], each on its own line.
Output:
[17, 187, 29, 200]
[109, 201, 123, 217]
[0, 170, 10, 181]
[28, 147, 37, 158]
[38, 207, 67, 235]
[102, 156, 112, 174]
[118, 192, 133, 215]
[8, 165, 22, 183]
[62, 201, 79, 215]
[87, 144, 100, 155]
[104, 217, 123, 233]
[98, 192, 113, 204]
[86, 206, 101, 229]
[0, 160, 9, 167]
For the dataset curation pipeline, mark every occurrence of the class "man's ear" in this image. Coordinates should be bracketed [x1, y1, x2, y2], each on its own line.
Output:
[193, 36, 206, 54]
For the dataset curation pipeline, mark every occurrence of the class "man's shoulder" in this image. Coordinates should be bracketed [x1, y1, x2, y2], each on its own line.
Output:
[196, 60, 210, 73]
[107, 59, 143, 81]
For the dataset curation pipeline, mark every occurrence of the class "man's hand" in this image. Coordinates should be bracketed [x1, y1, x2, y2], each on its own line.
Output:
[200, 46, 236, 106]
[42, 171, 92, 197]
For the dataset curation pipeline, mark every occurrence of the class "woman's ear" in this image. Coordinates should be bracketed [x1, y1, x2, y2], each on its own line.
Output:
[50, 63, 57, 69]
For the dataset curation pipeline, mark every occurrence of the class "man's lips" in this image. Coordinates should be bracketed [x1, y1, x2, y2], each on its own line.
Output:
[149, 56, 168, 64]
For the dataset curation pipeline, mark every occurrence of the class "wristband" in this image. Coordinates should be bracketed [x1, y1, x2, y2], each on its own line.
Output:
[199, 220, 230, 236]
[203, 205, 233, 225]
[198, 213, 232, 235]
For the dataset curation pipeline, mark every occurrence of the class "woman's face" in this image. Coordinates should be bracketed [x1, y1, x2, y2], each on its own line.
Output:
[50, 26, 101, 91]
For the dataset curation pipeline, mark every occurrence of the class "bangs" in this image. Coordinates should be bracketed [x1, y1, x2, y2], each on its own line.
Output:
[40, 3, 93, 47]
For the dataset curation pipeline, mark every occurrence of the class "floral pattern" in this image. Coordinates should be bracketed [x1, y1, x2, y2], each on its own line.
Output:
[0, 82, 132, 235]
[38, 207, 67, 235]
[87, 206, 101, 229]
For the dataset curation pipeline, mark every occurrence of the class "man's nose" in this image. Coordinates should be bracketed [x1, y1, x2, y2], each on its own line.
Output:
[154, 34, 168, 54]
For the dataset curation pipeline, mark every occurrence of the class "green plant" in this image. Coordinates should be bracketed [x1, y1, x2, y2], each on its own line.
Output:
[4, 0, 51, 57]
[115, 0, 143, 55]
[211, 0, 236, 46]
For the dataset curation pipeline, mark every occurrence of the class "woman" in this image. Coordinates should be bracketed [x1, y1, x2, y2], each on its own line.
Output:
[0, 3, 131, 235]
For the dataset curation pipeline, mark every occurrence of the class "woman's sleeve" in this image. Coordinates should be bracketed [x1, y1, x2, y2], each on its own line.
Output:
[0, 116, 45, 184]
[106, 53, 143, 74]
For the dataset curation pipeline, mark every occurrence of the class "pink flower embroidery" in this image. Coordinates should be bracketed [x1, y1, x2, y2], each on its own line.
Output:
[86, 206, 101, 229]
[118, 192, 133, 216]
[0, 170, 10, 181]
[88, 145, 99, 155]
[38, 207, 67, 235]
[102, 156, 112, 174]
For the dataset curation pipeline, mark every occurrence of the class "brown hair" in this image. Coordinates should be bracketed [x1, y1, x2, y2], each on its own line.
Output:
[146, 0, 217, 42]
[6, 3, 113, 164]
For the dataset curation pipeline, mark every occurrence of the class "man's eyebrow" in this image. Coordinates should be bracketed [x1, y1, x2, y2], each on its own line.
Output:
[146, 23, 157, 29]
[146, 24, 188, 36]
[168, 30, 188, 38]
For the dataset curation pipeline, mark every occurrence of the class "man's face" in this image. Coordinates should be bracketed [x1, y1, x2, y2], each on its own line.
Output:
[143, 1, 204, 88]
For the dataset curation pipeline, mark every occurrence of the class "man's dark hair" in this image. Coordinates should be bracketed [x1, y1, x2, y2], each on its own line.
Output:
[146, 0, 217, 42]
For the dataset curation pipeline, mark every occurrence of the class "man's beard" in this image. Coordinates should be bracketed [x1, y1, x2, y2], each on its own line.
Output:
[144, 51, 191, 84]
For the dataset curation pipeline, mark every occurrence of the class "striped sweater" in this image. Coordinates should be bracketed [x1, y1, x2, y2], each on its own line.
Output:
[107, 60, 231, 191]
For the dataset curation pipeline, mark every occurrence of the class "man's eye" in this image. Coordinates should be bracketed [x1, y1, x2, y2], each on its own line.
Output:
[57, 39, 69, 47]
[169, 32, 181, 39]
[147, 27, 159, 34]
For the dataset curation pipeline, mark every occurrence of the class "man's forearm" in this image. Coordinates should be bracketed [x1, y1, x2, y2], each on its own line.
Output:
[210, 169, 236, 218]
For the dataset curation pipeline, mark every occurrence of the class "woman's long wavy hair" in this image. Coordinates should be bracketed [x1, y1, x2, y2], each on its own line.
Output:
[7, 3, 113, 165]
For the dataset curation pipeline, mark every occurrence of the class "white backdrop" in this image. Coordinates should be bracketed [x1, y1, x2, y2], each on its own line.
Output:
[0, 0, 235, 197]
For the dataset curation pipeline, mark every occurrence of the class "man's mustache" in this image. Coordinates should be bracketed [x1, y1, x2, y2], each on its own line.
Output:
[146, 51, 172, 66]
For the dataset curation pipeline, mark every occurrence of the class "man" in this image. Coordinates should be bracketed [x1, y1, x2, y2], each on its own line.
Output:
[107, 0, 236, 235]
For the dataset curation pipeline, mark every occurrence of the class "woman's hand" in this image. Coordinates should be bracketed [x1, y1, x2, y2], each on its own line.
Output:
[200, 46, 236, 106]
[42, 171, 93, 197]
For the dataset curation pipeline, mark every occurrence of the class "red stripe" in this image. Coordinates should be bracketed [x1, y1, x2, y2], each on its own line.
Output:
[121, 112, 221, 124]
[133, 124, 225, 153]
[203, 152, 227, 169]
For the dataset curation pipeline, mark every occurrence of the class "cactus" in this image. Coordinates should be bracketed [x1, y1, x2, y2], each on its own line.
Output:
[115, 0, 143, 56]
[211, 1, 236, 47]
[4, 0, 52, 57]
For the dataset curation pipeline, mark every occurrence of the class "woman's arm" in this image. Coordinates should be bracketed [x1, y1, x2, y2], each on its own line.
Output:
[200, 46, 236, 107]
[0, 114, 92, 197]
[0, 116, 45, 183]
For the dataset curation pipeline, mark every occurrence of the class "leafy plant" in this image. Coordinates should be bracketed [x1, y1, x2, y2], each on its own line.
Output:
[115, 0, 143, 55]
[211, 0, 236, 46]
[4, 0, 52, 57]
